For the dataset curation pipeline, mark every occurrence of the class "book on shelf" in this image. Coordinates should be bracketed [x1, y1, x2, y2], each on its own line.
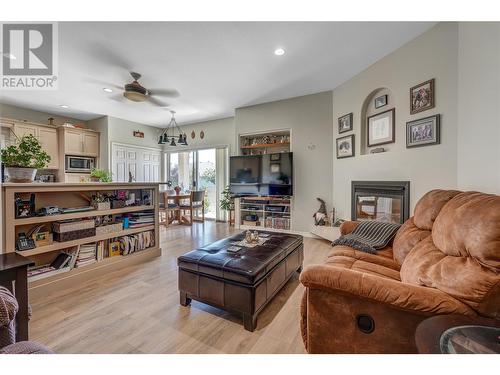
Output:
[75, 243, 97, 268]
[114, 230, 154, 256]
[28, 247, 79, 281]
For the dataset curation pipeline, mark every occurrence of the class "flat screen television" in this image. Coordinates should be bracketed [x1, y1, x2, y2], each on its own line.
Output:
[230, 155, 260, 184]
[230, 153, 293, 196]
[261, 152, 293, 185]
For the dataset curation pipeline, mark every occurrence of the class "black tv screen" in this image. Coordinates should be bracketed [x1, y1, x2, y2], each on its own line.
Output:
[230, 156, 260, 183]
[261, 152, 293, 185]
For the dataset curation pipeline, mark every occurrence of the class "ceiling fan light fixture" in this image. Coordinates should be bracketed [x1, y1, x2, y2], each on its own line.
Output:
[123, 91, 147, 102]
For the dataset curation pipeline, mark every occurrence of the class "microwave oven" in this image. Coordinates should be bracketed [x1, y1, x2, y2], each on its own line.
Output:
[65, 155, 95, 173]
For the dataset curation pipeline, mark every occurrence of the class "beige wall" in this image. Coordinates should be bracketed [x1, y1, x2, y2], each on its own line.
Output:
[87, 116, 165, 173]
[0, 103, 86, 126]
[457, 22, 500, 194]
[332, 23, 459, 220]
[235, 91, 334, 232]
[179, 117, 235, 153]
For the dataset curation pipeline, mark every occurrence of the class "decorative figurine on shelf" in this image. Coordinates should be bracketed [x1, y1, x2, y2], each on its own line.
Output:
[313, 197, 328, 226]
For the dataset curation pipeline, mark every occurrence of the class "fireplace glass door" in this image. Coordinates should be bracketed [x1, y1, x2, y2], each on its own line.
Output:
[355, 194, 402, 224]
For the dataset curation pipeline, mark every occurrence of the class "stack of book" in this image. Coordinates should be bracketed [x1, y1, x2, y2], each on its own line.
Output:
[28, 249, 78, 281]
[117, 230, 154, 255]
[76, 243, 97, 268]
[128, 212, 155, 228]
[96, 240, 106, 261]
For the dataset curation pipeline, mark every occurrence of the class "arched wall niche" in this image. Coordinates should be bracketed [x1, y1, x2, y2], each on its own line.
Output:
[360, 87, 395, 155]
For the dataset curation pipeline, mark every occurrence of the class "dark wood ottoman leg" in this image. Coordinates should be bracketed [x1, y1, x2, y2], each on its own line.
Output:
[243, 313, 257, 332]
[180, 291, 191, 306]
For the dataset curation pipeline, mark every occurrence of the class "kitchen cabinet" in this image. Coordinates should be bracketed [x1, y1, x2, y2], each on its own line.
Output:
[62, 128, 99, 157]
[12, 122, 59, 169]
[13, 123, 38, 138]
[83, 132, 99, 157]
[37, 127, 59, 169]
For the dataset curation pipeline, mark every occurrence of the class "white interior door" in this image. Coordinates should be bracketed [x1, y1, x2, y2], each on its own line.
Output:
[112, 143, 161, 182]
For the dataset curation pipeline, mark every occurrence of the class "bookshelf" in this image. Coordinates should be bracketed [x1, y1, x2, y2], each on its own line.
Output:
[235, 197, 291, 231]
[236, 130, 294, 234]
[1, 182, 161, 298]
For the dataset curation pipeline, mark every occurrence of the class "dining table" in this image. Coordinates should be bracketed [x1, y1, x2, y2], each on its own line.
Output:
[164, 192, 192, 225]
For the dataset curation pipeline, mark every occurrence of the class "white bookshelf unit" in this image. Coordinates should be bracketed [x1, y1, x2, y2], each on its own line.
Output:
[234, 129, 294, 233]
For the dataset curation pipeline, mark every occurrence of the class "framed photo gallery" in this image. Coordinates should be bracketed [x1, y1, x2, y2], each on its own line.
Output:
[336, 78, 440, 159]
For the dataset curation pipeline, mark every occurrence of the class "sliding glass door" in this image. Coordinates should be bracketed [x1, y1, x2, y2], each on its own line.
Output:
[197, 149, 217, 219]
[166, 147, 227, 220]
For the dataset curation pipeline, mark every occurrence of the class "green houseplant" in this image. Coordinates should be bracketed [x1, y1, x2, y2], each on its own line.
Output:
[90, 168, 113, 182]
[0, 134, 51, 182]
[220, 185, 233, 211]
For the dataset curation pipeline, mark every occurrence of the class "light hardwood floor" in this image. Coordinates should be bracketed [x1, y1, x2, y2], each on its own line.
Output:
[29, 222, 332, 353]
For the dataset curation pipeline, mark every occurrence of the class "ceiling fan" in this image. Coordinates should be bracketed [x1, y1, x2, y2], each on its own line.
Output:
[92, 71, 180, 107]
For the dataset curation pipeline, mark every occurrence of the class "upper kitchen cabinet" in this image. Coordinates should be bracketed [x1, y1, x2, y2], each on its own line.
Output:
[61, 127, 99, 157]
[37, 127, 59, 169]
[83, 132, 99, 157]
[12, 121, 59, 169]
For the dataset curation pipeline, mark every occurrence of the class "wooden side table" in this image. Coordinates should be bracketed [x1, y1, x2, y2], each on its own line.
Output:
[0, 253, 34, 341]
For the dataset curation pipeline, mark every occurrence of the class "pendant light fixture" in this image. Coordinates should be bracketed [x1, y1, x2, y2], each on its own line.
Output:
[158, 110, 188, 146]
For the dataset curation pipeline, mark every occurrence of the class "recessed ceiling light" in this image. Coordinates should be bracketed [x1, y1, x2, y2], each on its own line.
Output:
[59, 105, 69, 109]
[103, 88, 113, 93]
[274, 48, 285, 56]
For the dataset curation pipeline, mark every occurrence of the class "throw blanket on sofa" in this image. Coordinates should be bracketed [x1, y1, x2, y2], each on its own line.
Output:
[332, 220, 401, 254]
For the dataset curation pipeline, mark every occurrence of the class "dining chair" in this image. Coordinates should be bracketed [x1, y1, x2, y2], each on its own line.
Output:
[163, 190, 180, 227]
[179, 190, 205, 225]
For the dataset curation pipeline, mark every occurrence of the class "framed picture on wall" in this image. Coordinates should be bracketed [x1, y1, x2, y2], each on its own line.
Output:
[338, 113, 353, 133]
[410, 78, 435, 114]
[367, 108, 395, 147]
[336, 134, 355, 159]
[406, 114, 440, 148]
[374, 94, 388, 109]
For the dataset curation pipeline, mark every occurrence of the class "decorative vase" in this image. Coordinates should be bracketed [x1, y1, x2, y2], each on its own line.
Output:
[174, 186, 181, 195]
[5, 167, 37, 183]
[90, 177, 100, 182]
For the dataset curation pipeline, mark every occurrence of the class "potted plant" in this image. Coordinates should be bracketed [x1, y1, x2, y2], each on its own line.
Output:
[0, 134, 51, 182]
[90, 168, 113, 182]
[220, 185, 233, 223]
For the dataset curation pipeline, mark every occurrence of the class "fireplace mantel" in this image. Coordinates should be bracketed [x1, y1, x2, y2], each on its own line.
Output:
[351, 181, 410, 224]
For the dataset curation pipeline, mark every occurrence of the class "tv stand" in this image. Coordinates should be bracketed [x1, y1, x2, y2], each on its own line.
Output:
[234, 196, 292, 232]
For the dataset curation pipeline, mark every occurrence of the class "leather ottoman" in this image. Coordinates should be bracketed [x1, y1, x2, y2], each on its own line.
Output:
[177, 231, 304, 331]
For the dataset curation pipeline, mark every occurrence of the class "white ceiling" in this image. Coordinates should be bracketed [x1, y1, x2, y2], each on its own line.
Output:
[0, 22, 436, 127]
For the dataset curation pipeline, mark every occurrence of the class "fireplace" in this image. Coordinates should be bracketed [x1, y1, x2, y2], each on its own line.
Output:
[351, 181, 410, 224]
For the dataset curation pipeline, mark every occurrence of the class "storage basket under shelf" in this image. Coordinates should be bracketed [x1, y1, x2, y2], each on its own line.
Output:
[52, 219, 95, 233]
[54, 227, 96, 242]
[95, 222, 123, 236]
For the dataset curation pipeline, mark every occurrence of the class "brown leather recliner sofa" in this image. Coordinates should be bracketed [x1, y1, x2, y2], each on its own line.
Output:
[299, 190, 500, 353]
